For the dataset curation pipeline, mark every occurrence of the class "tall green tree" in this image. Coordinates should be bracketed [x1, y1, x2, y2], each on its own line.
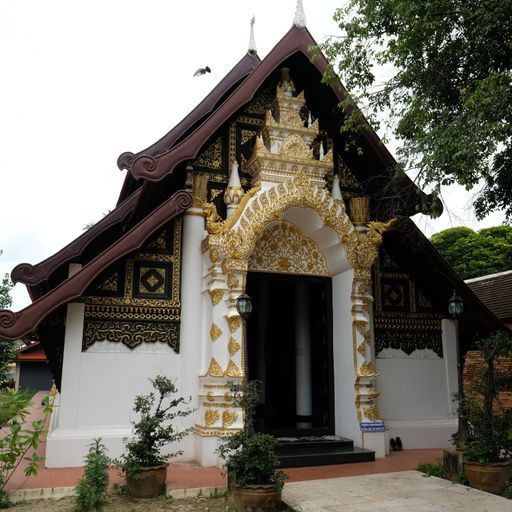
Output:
[321, 1, 512, 219]
[431, 226, 512, 279]
[0, 251, 17, 386]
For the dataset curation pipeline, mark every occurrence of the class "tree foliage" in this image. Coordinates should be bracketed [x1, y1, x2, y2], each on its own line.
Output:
[431, 226, 512, 279]
[321, 1, 512, 220]
[0, 252, 16, 387]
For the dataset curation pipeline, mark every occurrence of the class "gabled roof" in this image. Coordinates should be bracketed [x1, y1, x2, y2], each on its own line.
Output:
[466, 270, 512, 321]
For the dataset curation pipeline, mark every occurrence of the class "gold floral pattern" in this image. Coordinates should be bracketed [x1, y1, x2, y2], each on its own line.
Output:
[228, 337, 241, 356]
[208, 289, 224, 306]
[225, 359, 243, 377]
[210, 323, 222, 342]
[227, 315, 242, 334]
[205, 409, 220, 427]
[249, 221, 329, 276]
[206, 358, 223, 377]
[222, 410, 238, 428]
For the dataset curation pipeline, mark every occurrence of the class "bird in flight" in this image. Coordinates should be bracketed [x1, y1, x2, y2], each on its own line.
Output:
[193, 66, 211, 77]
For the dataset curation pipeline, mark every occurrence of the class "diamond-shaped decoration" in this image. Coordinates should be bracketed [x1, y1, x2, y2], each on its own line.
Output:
[384, 284, 404, 307]
[228, 337, 241, 356]
[140, 268, 165, 293]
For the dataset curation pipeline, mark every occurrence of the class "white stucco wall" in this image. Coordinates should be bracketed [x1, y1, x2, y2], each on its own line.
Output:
[375, 319, 458, 448]
[46, 302, 195, 467]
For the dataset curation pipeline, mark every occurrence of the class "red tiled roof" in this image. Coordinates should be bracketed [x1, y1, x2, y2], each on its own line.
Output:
[17, 341, 48, 362]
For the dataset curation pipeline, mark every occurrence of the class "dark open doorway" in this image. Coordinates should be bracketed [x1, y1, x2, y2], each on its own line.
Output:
[246, 272, 334, 437]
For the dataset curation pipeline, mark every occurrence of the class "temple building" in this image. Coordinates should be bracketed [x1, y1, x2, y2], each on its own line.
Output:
[0, 3, 506, 468]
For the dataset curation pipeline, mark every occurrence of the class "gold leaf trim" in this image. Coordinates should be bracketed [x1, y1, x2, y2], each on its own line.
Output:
[206, 358, 223, 377]
[222, 410, 238, 428]
[228, 337, 241, 356]
[363, 406, 381, 422]
[225, 359, 243, 377]
[358, 361, 377, 377]
[208, 289, 224, 306]
[205, 409, 220, 427]
[227, 316, 242, 334]
[210, 323, 222, 341]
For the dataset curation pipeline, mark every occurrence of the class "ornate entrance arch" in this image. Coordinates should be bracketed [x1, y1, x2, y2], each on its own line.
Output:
[195, 171, 393, 439]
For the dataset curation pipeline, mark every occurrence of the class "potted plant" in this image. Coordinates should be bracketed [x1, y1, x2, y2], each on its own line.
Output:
[217, 381, 287, 511]
[116, 375, 194, 498]
[461, 331, 512, 494]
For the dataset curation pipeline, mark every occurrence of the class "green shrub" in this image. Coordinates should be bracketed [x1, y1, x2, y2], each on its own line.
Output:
[0, 389, 53, 508]
[417, 462, 444, 478]
[217, 381, 287, 491]
[75, 439, 110, 511]
[116, 376, 194, 479]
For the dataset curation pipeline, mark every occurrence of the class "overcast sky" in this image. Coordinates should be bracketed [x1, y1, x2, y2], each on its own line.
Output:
[0, 1, 505, 311]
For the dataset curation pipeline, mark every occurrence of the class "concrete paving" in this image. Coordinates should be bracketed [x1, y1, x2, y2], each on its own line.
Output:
[283, 470, 512, 511]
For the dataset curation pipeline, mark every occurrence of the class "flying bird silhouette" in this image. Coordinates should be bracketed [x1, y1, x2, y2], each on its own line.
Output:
[193, 66, 211, 77]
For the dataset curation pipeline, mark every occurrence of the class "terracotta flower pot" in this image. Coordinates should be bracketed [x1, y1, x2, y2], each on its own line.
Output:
[231, 482, 282, 511]
[126, 464, 168, 498]
[464, 460, 512, 495]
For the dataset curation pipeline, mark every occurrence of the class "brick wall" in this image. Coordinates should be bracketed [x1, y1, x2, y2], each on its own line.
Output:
[463, 350, 512, 412]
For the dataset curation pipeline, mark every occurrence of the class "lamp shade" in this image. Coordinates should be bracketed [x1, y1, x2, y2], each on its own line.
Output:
[448, 291, 464, 317]
[236, 293, 253, 318]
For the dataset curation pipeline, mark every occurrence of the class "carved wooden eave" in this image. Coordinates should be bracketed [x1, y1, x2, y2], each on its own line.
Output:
[0, 190, 192, 340]
[116, 52, 261, 204]
[11, 188, 142, 296]
[126, 26, 419, 206]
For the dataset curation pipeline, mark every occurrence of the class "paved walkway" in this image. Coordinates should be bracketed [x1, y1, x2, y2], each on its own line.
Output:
[283, 471, 512, 511]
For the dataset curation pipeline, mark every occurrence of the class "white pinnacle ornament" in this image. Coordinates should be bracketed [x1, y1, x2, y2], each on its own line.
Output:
[293, 0, 307, 28]
[248, 16, 257, 55]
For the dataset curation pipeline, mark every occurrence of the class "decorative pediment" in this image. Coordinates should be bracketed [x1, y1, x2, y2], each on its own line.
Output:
[249, 220, 329, 276]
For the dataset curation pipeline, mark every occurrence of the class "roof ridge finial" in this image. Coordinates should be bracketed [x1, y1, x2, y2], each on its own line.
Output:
[293, 0, 307, 28]
[248, 15, 257, 55]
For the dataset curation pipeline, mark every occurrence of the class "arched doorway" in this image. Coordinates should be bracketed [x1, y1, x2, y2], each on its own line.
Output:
[246, 271, 334, 436]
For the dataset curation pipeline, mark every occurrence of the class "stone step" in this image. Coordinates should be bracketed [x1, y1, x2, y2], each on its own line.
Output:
[276, 436, 354, 455]
[276, 437, 375, 468]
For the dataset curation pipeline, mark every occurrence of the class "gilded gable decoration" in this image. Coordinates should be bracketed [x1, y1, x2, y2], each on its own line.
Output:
[195, 136, 223, 170]
[82, 218, 182, 352]
[245, 70, 333, 187]
[248, 220, 329, 276]
[196, 69, 396, 435]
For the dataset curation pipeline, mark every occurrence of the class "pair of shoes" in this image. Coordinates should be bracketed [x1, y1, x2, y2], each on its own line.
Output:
[389, 437, 403, 451]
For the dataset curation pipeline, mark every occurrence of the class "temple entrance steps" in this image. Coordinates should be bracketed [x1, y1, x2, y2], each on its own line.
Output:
[276, 435, 375, 468]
